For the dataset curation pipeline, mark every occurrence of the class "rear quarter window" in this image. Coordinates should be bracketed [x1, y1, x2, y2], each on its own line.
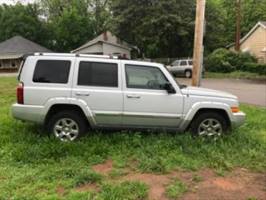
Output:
[33, 60, 71, 83]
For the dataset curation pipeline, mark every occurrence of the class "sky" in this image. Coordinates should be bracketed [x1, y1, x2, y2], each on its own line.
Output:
[0, 0, 36, 5]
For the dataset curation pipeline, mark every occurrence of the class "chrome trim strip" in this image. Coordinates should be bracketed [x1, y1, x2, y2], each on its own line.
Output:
[94, 111, 181, 119]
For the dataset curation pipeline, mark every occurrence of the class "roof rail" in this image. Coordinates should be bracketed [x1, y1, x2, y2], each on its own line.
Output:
[33, 52, 118, 59]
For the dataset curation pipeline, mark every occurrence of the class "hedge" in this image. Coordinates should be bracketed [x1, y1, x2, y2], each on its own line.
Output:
[205, 48, 265, 75]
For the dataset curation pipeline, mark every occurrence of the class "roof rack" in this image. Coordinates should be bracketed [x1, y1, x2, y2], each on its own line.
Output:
[33, 52, 118, 59]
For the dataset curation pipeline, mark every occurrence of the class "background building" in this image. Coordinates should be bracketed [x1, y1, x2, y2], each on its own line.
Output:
[71, 31, 136, 59]
[228, 21, 266, 63]
[0, 36, 52, 72]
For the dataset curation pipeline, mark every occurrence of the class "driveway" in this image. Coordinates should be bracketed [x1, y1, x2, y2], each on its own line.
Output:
[177, 78, 266, 107]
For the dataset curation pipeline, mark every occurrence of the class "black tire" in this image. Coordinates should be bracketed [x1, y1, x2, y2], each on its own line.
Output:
[190, 112, 229, 137]
[184, 70, 192, 78]
[46, 110, 88, 141]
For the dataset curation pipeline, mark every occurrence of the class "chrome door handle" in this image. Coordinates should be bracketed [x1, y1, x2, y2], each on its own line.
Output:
[127, 94, 141, 99]
[75, 92, 90, 96]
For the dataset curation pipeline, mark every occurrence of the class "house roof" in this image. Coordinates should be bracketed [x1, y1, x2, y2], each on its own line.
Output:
[0, 36, 52, 59]
[71, 31, 135, 53]
[227, 21, 266, 48]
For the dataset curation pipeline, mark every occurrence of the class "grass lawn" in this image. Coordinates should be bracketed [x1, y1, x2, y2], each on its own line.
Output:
[0, 77, 265, 199]
[205, 71, 266, 81]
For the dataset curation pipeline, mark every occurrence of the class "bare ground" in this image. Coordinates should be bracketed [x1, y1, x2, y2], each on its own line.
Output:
[77, 160, 266, 200]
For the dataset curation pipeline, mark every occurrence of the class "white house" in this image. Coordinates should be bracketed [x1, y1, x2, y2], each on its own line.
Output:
[71, 31, 135, 59]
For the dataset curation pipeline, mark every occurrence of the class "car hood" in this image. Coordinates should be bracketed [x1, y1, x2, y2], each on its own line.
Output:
[181, 86, 237, 100]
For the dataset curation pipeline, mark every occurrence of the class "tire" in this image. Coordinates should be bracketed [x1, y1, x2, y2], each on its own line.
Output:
[46, 110, 88, 141]
[185, 70, 192, 78]
[190, 112, 228, 137]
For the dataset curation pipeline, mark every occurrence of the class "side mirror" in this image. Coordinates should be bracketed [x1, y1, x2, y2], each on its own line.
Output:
[164, 82, 176, 94]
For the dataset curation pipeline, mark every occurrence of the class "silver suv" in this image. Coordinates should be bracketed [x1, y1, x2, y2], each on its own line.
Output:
[12, 53, 245, 141]
[166, 59, 194, 78]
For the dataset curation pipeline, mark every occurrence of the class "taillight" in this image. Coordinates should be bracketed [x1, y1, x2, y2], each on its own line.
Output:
[17, 82, 24, 104]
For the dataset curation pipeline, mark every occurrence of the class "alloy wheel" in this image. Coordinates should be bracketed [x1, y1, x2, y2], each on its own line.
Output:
[53, 118, 79, 141]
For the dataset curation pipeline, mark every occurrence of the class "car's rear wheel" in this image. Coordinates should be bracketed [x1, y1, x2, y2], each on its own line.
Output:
[185, 70, 192, 78]
[190, 112, 228, 138]
[47, 110, 88, 141]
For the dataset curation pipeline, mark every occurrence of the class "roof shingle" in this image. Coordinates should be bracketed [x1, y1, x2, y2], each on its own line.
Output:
[0, 35, 52, 54]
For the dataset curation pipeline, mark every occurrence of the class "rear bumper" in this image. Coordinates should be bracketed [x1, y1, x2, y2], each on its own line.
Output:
[12, 103, 45, 124]
[231, 111, 246, 127]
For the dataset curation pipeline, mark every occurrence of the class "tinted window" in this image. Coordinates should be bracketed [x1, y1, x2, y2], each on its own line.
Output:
[78, 62, 118, 87]
[180, 61, 187, 66]
[171, 60, 179, 66]
[188, 61, 193, 65]
[126, 65, 168, 90]
[33, 60, 71, 83]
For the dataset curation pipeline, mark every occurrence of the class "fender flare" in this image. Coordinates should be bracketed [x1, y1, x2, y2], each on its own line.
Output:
[180, 101, 233, 131]
[43, 97, 97, 126]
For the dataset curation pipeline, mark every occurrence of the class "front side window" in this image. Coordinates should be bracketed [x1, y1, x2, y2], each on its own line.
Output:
[33, 60, 71, 83]
[125, 65, 168, 90]
[188, 60, 193, 65]
[78, 61, 118, 87]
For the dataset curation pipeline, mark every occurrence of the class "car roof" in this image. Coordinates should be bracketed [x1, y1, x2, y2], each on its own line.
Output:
[28, 53, 163, 67]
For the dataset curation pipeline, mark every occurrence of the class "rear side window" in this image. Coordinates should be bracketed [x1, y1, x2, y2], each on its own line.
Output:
[78, 61, 118, 87]
[180, 61, 187, 66]
[33, 60, 71, 83]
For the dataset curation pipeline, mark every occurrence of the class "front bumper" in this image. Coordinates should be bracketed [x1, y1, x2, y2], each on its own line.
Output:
[231, 111, 246, 127]
[12, 103, 45, 124]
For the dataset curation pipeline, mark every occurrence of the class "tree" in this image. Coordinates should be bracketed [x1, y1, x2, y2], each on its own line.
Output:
[0, 3, 48, 45]
[111, 0, 196, 58]
[220, 0, 266, 44]
[41, 0, 111, 52]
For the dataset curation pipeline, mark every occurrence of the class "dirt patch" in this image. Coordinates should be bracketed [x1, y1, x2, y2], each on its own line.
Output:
[75, 183, 100, 192]
[92, 159, 113, 175]
[123, 173, 171, 200]
[91, 160, 266, 200]
[56, 186, 65, 196]
[181, 168, 266, 200]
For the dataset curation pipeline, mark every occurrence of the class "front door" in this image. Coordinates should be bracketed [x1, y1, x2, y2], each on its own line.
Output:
[122, 63, 184, 128]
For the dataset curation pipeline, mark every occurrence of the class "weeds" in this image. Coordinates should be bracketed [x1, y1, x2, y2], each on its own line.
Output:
[0, 77, 265, 198]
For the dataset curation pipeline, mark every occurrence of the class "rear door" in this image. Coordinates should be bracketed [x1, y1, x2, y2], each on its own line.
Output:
[72, 58, 123, 126]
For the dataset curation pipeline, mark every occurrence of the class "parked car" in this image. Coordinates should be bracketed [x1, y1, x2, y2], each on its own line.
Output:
[12, 53, 245, 141]
[166, 59, 194, 78]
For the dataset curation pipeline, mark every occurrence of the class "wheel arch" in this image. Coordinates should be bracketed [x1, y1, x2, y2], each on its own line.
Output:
[187, 108, 231, 131]
[181, 102, 233, 131]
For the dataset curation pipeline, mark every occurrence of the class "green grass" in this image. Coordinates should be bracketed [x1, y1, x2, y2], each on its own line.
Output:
[165, 179, 187, 199]
[205, 71, 266, 81]
[0, 77, 266, 199]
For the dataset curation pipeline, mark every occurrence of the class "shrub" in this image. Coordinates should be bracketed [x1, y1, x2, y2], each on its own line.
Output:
[205, 48, 236, 73]
[242, 62, 266, 75]
[205, 48, 261, 74]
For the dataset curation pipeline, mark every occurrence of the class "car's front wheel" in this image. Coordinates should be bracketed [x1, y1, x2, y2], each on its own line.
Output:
[47, 110, 88, 141]
[190, 112, 229, 137]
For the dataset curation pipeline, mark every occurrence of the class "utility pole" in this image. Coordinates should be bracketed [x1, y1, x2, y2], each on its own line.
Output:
[235, 0, 241, 51]
[192, 0, 206, 87]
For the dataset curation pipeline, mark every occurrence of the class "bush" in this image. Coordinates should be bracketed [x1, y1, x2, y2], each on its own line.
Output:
[205, 48, 236, 73]
[205, 48, 261, 74]
[242, 62, 266, 75]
